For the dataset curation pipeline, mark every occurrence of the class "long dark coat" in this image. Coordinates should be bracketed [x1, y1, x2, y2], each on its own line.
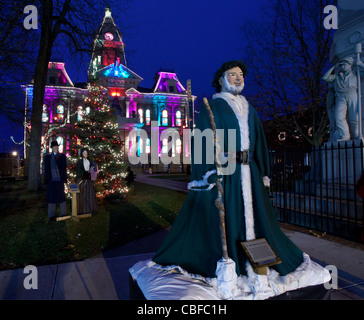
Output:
[153, 96, 303, 278]
[43, 153, 67, 203]
[76, 158, 98, 214]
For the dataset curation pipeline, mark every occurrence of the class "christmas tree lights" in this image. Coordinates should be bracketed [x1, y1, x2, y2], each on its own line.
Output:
[67, 82, 129, 199]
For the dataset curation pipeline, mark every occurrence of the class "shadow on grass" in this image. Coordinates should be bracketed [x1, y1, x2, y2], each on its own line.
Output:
[0, 181, 186, 270]
[102, 183, 186, 256]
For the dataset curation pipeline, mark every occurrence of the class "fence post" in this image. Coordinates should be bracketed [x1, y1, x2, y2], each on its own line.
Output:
[283, 144, 287, 223]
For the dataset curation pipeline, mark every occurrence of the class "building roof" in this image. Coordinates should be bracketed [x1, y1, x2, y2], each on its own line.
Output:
[96, 62, 143, 81]
[152, 71, 187, 94]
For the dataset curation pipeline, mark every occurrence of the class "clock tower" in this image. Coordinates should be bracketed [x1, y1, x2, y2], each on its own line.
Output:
[88, 7, 127, 80]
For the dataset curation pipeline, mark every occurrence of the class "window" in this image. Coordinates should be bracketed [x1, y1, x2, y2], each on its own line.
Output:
[145, 109, 151, 125]
[56, 105, 64, 123]
[138, 108, 143, 124]
[175, 110, 182, 126]
[162, 138, 168, 154]
[128, 136, 132, 157]
[77, 106, 84, 122]
[42, 104, 48, 123]
[169, 86, 174, 93]
[103, 49, 115, 66]
[139, 137, 143, 155]
[146, 138, 151, 154]
[162, 109, 168, 126]
[176, 139, 182, 154]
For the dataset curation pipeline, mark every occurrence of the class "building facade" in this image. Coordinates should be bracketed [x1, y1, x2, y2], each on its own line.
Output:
[23, 8, 193, 174]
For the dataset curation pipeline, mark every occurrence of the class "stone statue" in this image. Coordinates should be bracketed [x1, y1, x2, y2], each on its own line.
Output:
[323, 56, 364, 141]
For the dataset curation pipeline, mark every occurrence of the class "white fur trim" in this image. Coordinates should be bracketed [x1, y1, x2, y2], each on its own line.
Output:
[213, 92, 255, 241]
[188, 169, 217, 191]
[263, 176, 271, 188]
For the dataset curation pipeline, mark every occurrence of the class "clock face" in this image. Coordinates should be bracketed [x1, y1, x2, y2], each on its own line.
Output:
[104, 32, 114, 40]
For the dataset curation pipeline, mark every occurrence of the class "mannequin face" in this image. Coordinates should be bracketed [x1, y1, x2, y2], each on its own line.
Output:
[51, 146, 59, 153]
[219, 66, 245, 95]
[82, 150, 88, 158]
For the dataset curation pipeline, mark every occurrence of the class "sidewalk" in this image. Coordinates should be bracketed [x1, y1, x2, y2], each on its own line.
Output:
[1, 176, 364, 300]
[134, 174, 189, 193]
[1, 226, 364, 300]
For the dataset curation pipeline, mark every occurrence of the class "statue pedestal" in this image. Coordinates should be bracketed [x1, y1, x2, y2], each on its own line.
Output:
[321, 138, 364, 186]
[128, 271, 331, 300]
[300, 139, 364, 201]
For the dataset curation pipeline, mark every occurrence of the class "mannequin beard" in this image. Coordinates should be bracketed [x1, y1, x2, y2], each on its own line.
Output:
[222, 76, 244, 95]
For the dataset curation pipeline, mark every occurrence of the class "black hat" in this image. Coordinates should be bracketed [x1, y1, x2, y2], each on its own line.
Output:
[50, 141, 59, 147]
[212, 60, 247, 93]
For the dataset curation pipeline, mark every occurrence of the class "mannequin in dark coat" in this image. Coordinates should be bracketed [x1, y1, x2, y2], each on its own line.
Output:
[76, 148, 98, 214]
[43, 140, 67, 220]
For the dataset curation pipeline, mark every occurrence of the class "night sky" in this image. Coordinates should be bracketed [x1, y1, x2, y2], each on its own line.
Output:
[0, 0, 270, 155]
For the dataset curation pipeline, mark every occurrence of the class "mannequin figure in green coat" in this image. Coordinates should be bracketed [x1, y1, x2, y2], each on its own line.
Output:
[152, 61, 329, 293]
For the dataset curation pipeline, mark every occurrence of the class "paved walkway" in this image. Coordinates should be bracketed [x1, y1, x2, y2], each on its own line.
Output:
[134, 174, 189, 193]
[1, 175, 364, 300]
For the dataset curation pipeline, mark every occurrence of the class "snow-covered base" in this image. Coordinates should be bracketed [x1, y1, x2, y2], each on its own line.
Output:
[129, 253, 331, 300]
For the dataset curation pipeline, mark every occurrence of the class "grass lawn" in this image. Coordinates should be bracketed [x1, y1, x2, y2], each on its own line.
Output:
[0, 181, 186, 270]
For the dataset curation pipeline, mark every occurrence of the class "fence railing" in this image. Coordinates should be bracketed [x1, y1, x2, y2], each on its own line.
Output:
[269, 140, 364, 243]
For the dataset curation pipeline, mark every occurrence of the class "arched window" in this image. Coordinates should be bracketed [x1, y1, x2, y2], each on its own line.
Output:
[77, 106, 84, 122]
[138, 108, 144, 124]
[176, 138, 182, 154]
[145, 109, 151, 125]
[42, 104, 48, 123]
[146, 138, 151, 153]
[56, 104, 64, 123]
[162, 109, 168, 126]
[162, 138, 168, 153]
[175, 110, 182, 126]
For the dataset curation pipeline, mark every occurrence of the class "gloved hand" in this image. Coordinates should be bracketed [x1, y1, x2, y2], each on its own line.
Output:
[207, 173, 223, 184]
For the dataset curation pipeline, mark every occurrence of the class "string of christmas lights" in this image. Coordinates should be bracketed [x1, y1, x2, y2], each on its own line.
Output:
[66, 82, 129, 199]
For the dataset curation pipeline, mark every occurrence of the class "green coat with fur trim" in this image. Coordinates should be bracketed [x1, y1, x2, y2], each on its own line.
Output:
[153, 97, 303, 278]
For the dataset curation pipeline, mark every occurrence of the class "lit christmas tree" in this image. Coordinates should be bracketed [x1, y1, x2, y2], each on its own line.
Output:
[67, 82, 129, 199]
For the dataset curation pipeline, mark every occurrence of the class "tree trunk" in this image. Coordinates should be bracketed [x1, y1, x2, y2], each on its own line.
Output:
[27, 9, 53, 191]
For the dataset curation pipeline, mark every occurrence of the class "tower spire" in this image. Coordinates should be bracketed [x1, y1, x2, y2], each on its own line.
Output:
[105, 7, 112, 18]
[88, 7, 127, 80]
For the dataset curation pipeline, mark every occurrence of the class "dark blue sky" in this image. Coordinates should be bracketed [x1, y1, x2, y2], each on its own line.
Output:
[1, 0, 270, 155]
[117, 0, 269, 97]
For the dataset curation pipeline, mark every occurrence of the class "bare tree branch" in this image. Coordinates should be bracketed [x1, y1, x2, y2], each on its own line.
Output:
[243, 0, 334, 146]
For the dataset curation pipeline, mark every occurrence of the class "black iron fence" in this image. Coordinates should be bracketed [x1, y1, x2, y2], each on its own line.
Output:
[269, 140, 364, 243]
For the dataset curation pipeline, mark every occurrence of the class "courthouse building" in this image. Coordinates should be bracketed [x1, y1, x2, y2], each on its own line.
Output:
[22, 8, 193, 173]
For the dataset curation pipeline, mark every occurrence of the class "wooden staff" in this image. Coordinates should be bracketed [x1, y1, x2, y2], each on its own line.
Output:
[203, 98, 228, 260]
